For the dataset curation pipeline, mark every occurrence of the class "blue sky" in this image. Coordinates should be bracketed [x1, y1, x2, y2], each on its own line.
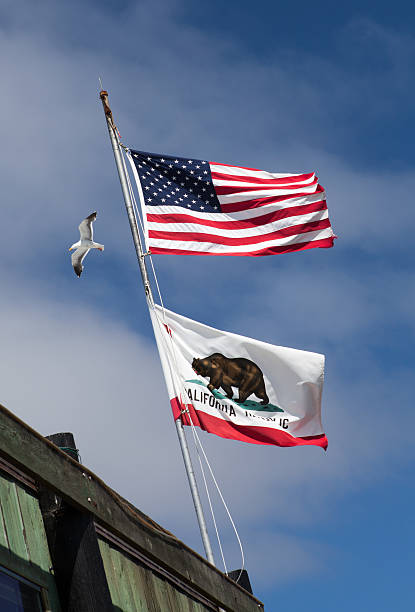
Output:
[0, 1, 414, 610]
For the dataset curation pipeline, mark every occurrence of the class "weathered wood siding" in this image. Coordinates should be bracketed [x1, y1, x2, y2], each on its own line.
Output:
[99, 538, 214, 612]
[0, 403, 263, 612]
[0, 471, 61, 611]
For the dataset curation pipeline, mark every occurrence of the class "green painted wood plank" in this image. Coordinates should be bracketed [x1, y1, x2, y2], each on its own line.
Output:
[162, 578, 191, 612]
[142, 564, 163, 612]
[14, 486, 62, 611]
[172, 590, 192, 612]
[168, 577, 207, 612]
[15, 485, 52, 572]
[185, 597, 198, 612]
[99, 537, 212, 612]
[98, 539, 123, 608]
[0, 479, 61, 612]
[121, 551, 152, 612]
[191, 599, 208, 612]
[124, 562, 150, 612]
[149, 571, 180, 612]
[142, 570, 164, 612]
[110, 546, 136, 612]
[0, 496, 9, 550]
[119, 548, 151, 612]
[177, 589, 210, 612]
[0, 475, 29, 560]
[110, 545, 139, 612]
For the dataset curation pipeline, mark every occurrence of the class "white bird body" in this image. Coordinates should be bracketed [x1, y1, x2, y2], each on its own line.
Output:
[69, 212, 104, 277]
[69, 239, 105, 250]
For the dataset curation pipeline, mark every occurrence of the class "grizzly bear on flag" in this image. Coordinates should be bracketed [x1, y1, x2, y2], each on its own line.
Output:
[192, 353, 269, 406]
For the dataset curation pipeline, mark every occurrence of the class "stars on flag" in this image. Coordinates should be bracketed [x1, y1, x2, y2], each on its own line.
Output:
[131, 150, 220, 213]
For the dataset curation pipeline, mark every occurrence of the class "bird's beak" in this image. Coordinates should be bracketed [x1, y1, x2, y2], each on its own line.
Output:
[68, 247, 72, 251]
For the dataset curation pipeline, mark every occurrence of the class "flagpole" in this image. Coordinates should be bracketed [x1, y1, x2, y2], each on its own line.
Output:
[99, 90, 215, 566]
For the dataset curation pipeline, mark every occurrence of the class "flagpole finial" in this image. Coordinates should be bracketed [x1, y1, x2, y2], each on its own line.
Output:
[98, 76, 104, 92]
[99, 89, 114, 129]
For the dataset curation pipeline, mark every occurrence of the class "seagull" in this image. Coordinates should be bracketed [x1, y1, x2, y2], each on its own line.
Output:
[69, 212, 104, 277]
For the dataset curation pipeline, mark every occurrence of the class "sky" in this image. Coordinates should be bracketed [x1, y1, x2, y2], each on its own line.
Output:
[0, 0, 414, 610]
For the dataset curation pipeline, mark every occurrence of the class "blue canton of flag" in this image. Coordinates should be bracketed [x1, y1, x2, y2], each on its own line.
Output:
[130, 150, 220, 213]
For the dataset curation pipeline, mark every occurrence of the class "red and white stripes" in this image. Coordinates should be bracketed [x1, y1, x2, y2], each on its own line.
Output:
[137, 158, 335, 256]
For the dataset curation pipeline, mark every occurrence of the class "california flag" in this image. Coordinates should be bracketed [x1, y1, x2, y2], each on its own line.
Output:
[150, 304, 327, 450]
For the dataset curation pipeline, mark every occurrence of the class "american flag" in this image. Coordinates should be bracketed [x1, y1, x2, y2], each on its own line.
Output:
[128, 149, 335, 256]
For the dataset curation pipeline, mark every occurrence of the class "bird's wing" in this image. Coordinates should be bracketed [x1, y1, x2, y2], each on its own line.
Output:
[71, 247, 90, 277]
[78, 212, 97, 241]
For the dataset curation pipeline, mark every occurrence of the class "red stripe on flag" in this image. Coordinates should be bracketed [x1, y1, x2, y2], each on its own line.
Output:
[220, 184, 326, 213]
[210, 160, 302, 173]
[149, 237, 335, 256]
[210, 171, 315, 186]
[170, 398, 327, 450]
[149, 218, 331, 246]
[215, 179, 319, 195]
[147, 200, 328, 230]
